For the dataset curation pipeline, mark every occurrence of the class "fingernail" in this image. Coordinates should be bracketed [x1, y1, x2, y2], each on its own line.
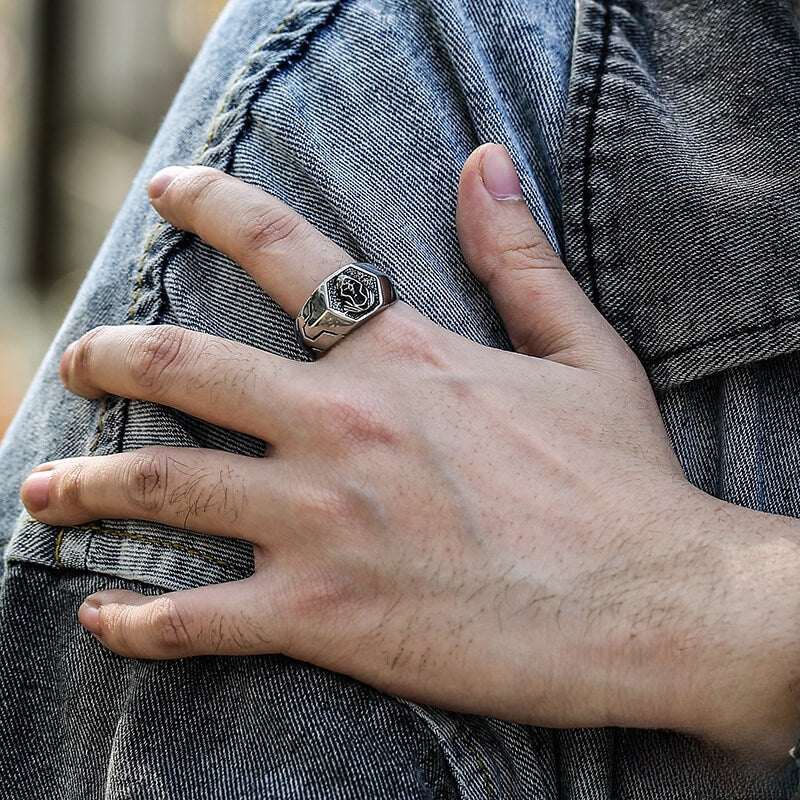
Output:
[148, 166, 187, 200]
[480, 144, 524, 201]
[59, 341, 77, 387]
[79, 600, 101, 636]
[21, 469, 54, 514]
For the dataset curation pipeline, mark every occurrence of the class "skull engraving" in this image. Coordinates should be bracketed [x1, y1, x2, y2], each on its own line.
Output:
[334, 273, 375, 315]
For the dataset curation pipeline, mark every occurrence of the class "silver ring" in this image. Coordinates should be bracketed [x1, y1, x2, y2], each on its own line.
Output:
[296, 263, 397, 355]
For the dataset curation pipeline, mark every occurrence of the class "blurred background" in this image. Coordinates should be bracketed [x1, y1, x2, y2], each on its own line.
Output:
[0, 0, 226, 438]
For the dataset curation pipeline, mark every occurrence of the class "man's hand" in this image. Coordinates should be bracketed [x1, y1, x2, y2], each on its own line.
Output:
[20, 144, 800, 764]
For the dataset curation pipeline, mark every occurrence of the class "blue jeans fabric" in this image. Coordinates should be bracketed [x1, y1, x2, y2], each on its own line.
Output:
[0, 0, 797, 797]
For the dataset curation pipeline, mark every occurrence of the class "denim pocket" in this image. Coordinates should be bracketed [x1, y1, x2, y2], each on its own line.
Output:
[561, 0, 800, 392]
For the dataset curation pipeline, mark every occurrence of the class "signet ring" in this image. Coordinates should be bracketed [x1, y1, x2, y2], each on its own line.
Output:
[296, 263, 397, 355]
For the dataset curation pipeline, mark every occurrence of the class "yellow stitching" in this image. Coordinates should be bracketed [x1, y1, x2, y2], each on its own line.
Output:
[125, 222, 165, 325]
[457, 721, 495, 797]
[54, 527, 65, 567]
[67, 7, 302, 567]
[27, 518, 243, 577]
[88, 397, 110, 455]
[198, 5, 300, 158]
[64, 523, 246, 576]
[88, 219, 163, 459]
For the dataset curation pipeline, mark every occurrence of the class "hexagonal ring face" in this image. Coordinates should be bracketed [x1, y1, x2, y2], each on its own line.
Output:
[296, 263, 397, 354]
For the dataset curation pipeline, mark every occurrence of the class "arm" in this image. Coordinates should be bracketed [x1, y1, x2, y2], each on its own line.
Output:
[20, 145, 800, 767]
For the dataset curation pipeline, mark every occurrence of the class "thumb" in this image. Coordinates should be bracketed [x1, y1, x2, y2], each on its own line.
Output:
[78, 579, 283, 659]
[456, 143, 625, 369]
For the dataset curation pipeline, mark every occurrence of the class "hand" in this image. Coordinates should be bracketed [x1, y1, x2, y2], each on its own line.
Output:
[20, 145, 800, 762]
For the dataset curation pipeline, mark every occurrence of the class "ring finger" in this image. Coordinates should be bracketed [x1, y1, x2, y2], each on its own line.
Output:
[21, 447, 294, 544]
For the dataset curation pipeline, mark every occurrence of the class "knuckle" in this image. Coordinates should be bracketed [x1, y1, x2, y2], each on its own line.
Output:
[51, 464, 86, 511]
[372, 312, 446, 368]
[128, 325, 190, 392]
[298, 485, 361, 531]
[497, 227, 563, 272]
[94, 602, 135, 652]
[122, 447, 170, 514]
[96, 596, 193, 657]
[71, 326, 112, 382]
[148, 596, 193, 654]
[288, 565, 353, 625]
[181, 167, 226, 212]
[236, 206, 304, 259]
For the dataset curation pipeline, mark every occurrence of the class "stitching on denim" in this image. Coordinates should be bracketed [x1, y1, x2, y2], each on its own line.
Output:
[456, 720, 495, 797]
[88, 224, 166, 458]
[54, 527, 65, 567]
[197, 5, 301, 160]
[580, 0, 613, 305]
[88, 397, 112, 455]
[126, 222, 166, 325]
[84, 0, 318, 458]
[221, 1, 347, 174]
[64, 5, 326, 568]
[649, 312, 800, 366]
[56, 522, 246, 577]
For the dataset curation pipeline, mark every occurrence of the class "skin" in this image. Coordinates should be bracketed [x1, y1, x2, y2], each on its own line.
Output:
[19, 143, 800, 767]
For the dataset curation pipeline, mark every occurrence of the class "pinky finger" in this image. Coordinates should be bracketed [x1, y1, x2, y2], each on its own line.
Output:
[79, 577, 286, 659]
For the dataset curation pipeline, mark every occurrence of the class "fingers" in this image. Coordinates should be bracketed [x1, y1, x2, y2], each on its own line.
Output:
[78, 579, 286, 658]
[456, 144, 632, 369]
[148, 166, 351, 317]
[20, 448, 291, 540]
[60, 323, 311, 445]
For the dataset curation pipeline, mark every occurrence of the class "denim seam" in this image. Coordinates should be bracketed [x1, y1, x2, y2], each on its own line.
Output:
[88, 223, 167, 458]
[579, 0, 613, 306]
[88, 398, 110, 455]
[54, 526, 65, 567]
[62, 3, 338, 571]
[649, 312, 800, 365]
[196, 4, 306, 161]
[85, 0, 328, 459]
[456, 720, 495, 798]
[218, 1, 348, 174]
[46, 521, 246, 577]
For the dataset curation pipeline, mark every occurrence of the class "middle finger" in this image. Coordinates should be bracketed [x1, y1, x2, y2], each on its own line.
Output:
[61, 323, 313, 446]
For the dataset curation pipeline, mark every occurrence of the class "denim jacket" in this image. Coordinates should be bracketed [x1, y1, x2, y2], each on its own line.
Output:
[1, 1, 799, 797]
[564, 0, 800, 392]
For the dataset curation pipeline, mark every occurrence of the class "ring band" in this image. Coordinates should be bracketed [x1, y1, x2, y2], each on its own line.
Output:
[296, 263, 397, 354]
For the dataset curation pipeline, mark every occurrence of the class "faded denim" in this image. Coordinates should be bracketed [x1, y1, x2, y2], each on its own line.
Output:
[0, 0, 799, 797]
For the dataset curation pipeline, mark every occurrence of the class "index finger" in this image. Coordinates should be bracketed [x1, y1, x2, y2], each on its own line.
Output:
[148, 166, 351, 318]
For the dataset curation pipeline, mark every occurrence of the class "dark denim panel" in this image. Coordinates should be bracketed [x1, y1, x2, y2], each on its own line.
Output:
[0, 564, 462, 799]
[562, 0, 800, 391]
[659, 351, 800, 519]
[613, 728, 798, 799]
[2, 564, 790, 799]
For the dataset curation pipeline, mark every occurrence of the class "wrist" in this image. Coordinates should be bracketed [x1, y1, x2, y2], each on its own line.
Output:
[668, 490, 800, 765]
